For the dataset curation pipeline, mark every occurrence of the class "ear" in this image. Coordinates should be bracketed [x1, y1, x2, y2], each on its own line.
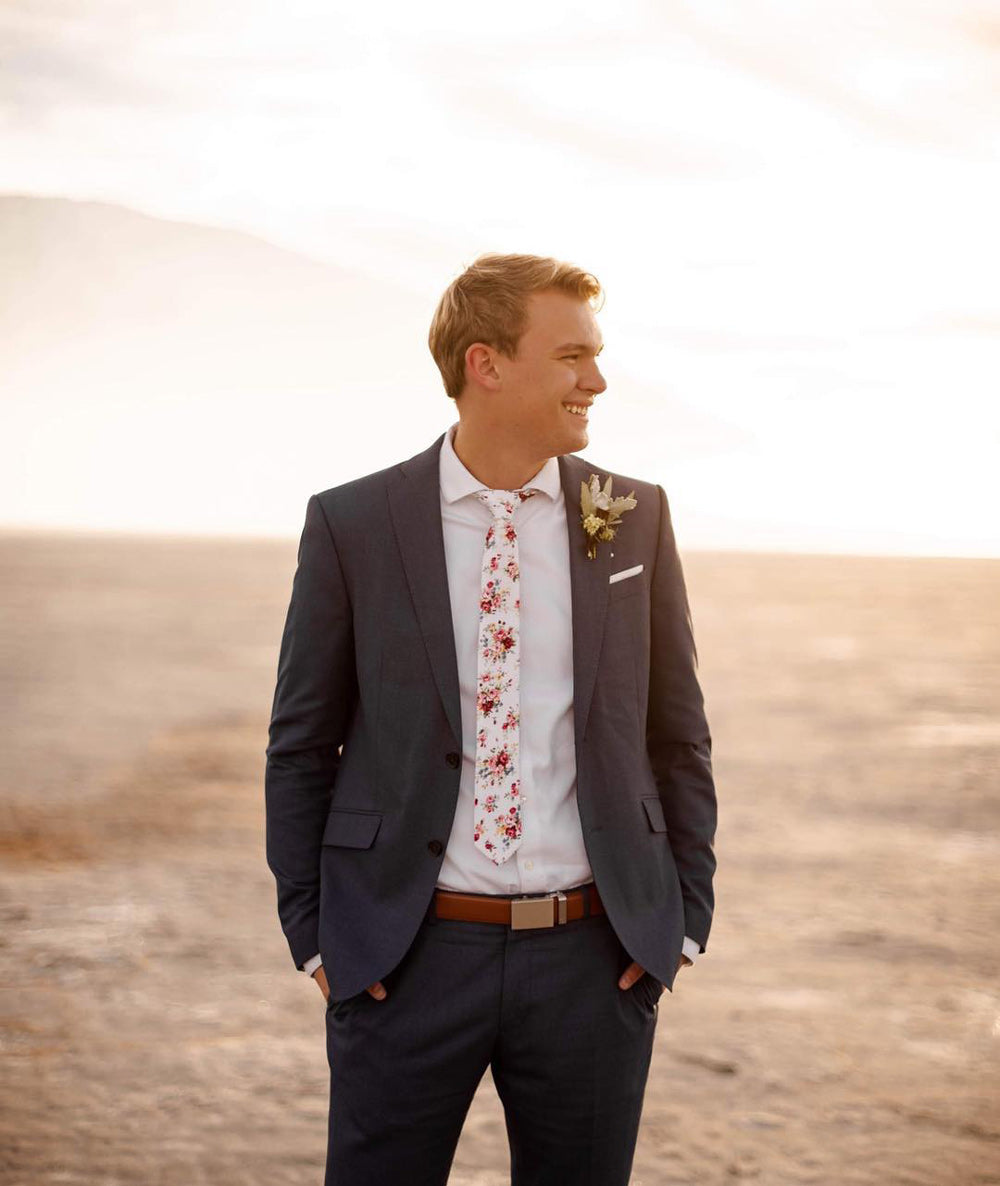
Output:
[465, 342, 502, 391]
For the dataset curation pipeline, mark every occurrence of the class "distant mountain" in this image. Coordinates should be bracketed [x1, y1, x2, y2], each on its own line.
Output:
[0, 195, 745, 538]
[0, 195, 425, 392]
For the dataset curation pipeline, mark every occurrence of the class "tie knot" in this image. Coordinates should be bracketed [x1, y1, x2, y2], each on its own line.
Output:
[475, 488, 539, 521]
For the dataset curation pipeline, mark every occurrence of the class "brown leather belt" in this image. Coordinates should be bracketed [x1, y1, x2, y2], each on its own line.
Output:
[432, 881, 604, 929]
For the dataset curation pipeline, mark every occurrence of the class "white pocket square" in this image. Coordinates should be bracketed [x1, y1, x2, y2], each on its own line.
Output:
[608, 563, 643, 584]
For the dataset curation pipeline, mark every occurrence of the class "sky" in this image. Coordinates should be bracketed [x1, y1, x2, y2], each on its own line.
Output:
[1, 0, 998, 555]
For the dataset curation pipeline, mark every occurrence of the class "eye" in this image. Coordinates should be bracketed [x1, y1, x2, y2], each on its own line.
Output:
[562, 354, 579, 361]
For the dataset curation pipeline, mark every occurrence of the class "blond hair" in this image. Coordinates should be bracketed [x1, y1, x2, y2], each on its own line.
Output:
[428, 252, 604, 401]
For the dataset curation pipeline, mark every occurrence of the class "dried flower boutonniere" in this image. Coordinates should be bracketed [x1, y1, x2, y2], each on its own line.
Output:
[579, 473, 638, 560]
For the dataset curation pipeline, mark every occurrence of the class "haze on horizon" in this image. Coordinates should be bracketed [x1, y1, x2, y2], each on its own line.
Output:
[1, 0, 997, 557]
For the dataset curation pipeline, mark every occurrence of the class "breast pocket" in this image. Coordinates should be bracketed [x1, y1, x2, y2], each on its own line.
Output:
[607, 565, 646, 604]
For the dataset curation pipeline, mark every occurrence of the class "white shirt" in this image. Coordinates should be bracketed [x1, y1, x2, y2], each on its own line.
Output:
[303, 421, 700, 976]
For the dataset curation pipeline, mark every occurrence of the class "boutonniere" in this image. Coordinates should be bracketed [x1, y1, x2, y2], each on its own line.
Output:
[579, 473, 638, 560]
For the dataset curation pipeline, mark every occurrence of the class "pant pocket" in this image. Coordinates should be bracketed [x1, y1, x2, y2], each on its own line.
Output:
[628, 972, 662, 1017]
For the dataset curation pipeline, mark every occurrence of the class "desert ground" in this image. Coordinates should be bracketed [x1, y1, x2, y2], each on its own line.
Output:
[1, 531, 997, 1185]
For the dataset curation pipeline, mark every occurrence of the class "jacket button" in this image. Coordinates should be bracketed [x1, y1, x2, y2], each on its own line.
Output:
[427, 839, 443, 855]
[445, 752, 460, 768]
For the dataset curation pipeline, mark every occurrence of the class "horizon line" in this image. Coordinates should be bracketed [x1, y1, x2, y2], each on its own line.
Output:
[1, 523, 997, 563]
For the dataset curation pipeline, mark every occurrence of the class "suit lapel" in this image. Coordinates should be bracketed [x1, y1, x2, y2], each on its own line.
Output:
[387, 432, 612, 757]
[558, 448, 613, 759]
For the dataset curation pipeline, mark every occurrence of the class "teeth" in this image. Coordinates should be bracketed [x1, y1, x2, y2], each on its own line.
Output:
[563, 404, 588, 415]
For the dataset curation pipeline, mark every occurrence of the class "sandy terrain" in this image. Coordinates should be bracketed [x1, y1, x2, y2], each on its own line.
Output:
[1, 531, 998, 1185]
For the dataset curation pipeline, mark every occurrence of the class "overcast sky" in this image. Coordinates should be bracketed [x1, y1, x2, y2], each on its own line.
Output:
[2, 0, 998, 555]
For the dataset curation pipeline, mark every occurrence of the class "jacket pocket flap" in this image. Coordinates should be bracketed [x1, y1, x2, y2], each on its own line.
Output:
[322, 808, 383, 849]
[641, 797, 668, 833]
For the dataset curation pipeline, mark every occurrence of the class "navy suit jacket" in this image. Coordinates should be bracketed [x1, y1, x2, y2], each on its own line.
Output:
[265, 430, 717, 1000]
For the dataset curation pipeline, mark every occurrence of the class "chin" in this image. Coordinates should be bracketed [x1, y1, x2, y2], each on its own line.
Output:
[564, 426, 588, 452]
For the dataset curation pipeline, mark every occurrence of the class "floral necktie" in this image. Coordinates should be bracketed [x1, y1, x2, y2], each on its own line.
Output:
[472, 487, 540, 864]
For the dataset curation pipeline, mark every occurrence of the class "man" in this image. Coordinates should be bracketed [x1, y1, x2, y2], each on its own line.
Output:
[265, 252, 717, 1185]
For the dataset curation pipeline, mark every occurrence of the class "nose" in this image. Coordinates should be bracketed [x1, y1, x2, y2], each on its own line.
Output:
[585, 363, 607, 396]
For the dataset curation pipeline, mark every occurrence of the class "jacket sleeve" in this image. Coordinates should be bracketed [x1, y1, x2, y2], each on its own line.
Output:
[645, 483, 717, 953]
[265, 493, 358, 970]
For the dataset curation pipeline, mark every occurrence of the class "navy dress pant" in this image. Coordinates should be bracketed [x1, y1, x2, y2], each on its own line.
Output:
[323, 883, 664, 1185]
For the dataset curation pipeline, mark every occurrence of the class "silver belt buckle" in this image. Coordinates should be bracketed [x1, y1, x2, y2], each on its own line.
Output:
[510, 891, 568, 930]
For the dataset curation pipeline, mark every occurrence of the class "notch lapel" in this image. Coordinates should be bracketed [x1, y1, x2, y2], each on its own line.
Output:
[558, 449, 613, 757]
[387, 432, 463, 744]
[386, 433, 612, 755]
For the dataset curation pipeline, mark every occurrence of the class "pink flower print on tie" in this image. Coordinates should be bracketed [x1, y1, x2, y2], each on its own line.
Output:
[472, 487, 538, 864]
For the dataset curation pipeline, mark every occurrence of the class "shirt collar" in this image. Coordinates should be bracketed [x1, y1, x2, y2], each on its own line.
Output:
[439, 419, 562, 504]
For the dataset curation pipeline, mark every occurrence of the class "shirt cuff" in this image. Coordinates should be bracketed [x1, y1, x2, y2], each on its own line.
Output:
[301, 952, 323, 976]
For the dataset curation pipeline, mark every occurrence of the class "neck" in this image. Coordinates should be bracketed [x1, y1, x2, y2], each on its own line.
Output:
[452, 421, 548, 490]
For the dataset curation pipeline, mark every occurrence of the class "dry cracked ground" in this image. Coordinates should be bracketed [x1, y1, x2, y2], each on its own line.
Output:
[1, 532, 998, 1185]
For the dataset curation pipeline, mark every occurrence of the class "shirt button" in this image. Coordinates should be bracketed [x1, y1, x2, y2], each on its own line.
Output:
[524, 859, 533, 870]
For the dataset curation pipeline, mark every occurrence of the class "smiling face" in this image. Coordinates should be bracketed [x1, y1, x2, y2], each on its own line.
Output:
[466, 287, 607, 456]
